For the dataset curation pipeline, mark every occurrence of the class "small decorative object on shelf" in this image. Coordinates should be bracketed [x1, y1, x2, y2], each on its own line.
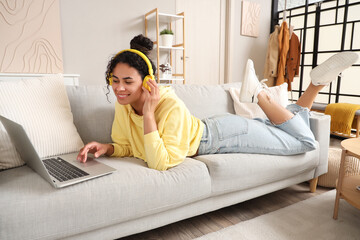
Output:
[160, 63, 172, 79]
[160, 29, 174, 47]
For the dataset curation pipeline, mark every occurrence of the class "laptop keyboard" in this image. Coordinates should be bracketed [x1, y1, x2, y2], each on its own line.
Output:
[43, 157, 89, 182]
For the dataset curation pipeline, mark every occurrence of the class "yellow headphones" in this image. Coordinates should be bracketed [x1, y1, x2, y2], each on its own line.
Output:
[109, 49, 153, 92]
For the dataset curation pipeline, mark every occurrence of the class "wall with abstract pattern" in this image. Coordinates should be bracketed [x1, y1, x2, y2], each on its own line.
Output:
[0, 0, 63, 73]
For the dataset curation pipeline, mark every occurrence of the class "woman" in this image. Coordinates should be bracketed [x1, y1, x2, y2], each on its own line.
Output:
[77, 34, 358, 171]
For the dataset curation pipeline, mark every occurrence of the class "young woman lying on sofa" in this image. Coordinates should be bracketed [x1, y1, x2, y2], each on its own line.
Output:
[77, 34, 358, 171]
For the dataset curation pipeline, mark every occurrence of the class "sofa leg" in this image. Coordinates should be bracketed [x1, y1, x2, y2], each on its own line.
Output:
[309, 177, 318, 193]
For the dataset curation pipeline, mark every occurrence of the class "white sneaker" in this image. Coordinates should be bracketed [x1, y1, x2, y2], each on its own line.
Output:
[239, 59, 267, 103]
[310, 52, 359, 86]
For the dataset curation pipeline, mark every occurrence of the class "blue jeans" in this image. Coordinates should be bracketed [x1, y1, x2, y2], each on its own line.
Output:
[197, 104, 317, 156]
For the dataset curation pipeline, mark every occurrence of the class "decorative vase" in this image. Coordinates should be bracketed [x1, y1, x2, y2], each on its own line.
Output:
[161, 72, 172, 79]
[161, 34, 173, 47]
[160, 63, 172, 79]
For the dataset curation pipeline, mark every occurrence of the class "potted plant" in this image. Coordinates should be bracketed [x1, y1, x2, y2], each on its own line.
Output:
[160, 29, 174, 47]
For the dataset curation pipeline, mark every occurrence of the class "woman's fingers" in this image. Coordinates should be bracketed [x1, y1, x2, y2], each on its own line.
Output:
[143, 80, 159, 98]
[94, 147, 106, 158]
[76, 149, 88, 163]
[148, 79, 160, 99]
[148, 79, 158, 94]
[77, 142, 101, 163]
[142, 86, 150, 96]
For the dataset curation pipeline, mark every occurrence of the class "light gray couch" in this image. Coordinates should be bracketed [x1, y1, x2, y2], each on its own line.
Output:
[0, 83, 330, 240]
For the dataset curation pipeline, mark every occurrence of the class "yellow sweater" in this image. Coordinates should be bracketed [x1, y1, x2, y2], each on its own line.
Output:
[110, 86, 204, 171]
[325, 103, 360, 135]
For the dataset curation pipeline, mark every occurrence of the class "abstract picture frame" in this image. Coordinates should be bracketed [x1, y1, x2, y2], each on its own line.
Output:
[241, 1, 261, 38]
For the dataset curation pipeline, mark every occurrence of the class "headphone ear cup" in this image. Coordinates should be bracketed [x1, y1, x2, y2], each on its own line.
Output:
[143, 75, 152, 92]
[108, 74, 113, 86]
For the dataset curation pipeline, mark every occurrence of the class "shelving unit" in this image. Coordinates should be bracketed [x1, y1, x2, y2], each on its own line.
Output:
[145, 8, 185, 84]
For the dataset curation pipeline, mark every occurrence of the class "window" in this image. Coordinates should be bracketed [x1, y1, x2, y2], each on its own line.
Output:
[272, 0, 360, 104]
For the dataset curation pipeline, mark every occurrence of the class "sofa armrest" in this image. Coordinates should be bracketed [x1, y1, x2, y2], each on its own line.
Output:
[309, 111, 331, 177]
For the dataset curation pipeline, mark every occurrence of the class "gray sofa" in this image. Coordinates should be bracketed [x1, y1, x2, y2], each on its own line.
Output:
[0, 83, 330, 240]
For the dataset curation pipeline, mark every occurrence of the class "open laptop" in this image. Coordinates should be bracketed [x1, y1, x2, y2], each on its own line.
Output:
[0, 115, 116, 188]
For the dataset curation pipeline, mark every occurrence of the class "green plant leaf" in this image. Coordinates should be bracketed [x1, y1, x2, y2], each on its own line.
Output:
[160, 29, 174, 35]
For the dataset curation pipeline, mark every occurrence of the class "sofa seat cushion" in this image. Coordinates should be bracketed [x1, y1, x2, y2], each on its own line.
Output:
[0, 157, 211, 240]
[194, 146, 319, 196]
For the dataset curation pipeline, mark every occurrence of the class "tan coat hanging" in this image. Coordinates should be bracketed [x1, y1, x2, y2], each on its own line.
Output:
[276, 21, 290, 87]
[263, 25, 280, 87]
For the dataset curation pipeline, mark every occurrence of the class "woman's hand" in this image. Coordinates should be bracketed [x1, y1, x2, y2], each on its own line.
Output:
[77, 142, 114, 163]
[142, 79, 160, 134]
[142, 79, 160, 116]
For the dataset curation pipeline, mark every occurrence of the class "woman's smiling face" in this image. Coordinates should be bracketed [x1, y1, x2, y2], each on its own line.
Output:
[111, 63, 145, 106]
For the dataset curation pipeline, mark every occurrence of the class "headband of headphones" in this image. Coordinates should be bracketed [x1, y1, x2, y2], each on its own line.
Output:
[115, 49, 154, 76]
[109, 49, 154, 91]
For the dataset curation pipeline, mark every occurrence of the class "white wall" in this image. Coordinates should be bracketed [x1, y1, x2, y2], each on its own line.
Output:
[60, 0, 176, 85]
[60, 0, 271, 85]
[229, 0, 272, 83]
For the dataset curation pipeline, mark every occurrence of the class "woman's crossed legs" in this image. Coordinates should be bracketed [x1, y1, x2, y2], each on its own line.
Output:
[198, 53, 359, 156]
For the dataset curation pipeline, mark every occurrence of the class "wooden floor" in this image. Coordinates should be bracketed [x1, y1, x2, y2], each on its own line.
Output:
[120, 137, 342, 240]
[120, 183, 331, 240]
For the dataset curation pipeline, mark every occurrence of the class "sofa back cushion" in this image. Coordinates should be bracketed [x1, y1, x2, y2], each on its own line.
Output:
[172, 83, 240, 120]
[0, 74, 84, 170]
[66, 85, 116, 144]
[66, 83, 239, 144]
[66, 83, 240, 144]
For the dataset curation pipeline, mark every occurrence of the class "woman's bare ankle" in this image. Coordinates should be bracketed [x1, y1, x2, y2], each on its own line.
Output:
[257, 91, 294, 125]
[257, 91, 272, 104]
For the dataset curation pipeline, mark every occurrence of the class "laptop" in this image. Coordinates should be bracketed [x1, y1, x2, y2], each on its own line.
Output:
[0, 115, 116, 188]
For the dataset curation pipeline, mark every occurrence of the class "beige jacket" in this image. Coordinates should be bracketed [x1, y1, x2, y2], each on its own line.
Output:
[276, 21, 290, 87]
[263, 25, 280, 87]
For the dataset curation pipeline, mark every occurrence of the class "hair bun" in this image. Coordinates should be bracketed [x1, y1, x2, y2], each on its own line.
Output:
[130, 34, 153, 56]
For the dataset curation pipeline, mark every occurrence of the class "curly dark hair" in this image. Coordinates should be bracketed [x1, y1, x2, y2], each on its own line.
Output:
[105, 34, 156, 86]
